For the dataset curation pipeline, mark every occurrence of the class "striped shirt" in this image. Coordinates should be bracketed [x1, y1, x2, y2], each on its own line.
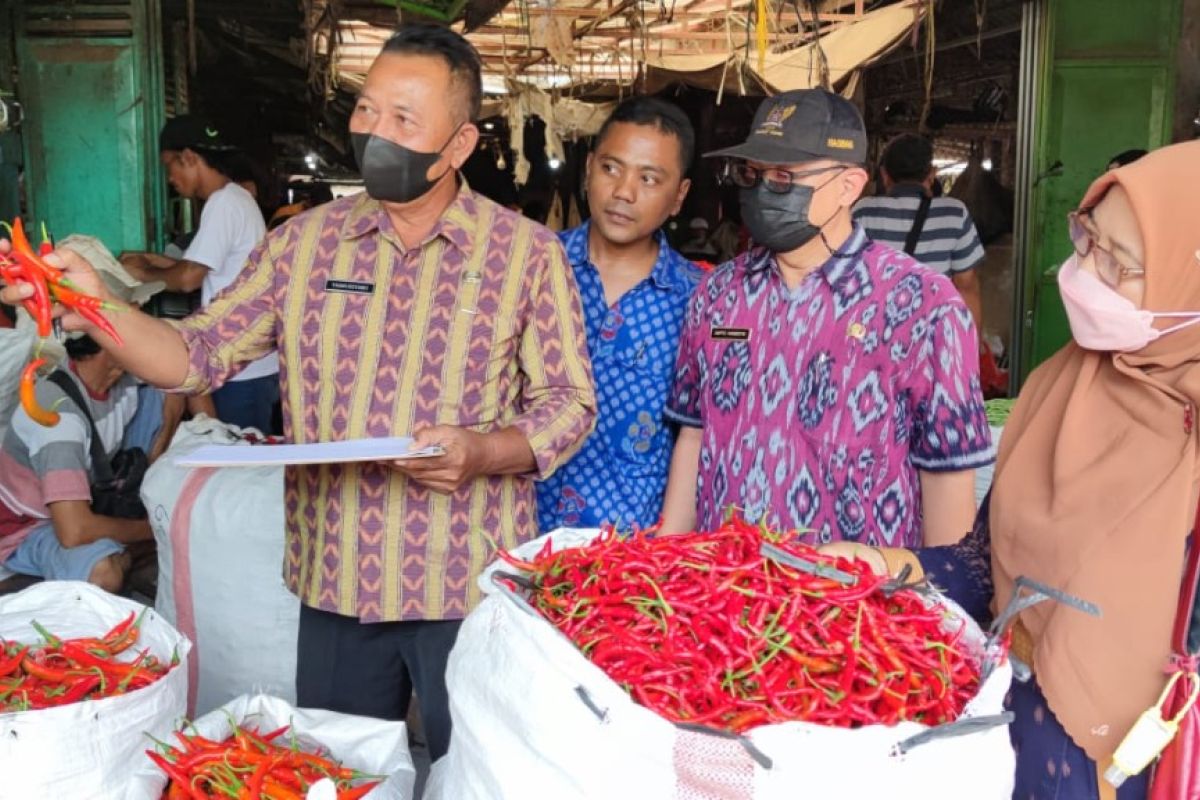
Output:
[173, 184, 597, 622]
[0, 369, 138, 562]
[852, 185, 985, 275]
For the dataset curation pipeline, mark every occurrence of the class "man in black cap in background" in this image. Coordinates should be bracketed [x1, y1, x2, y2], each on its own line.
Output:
[659, 89, 993, 550]
[120, 115, 278, 433]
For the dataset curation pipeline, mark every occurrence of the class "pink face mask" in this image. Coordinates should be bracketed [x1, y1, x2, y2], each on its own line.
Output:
[1058, 254, 1200, 352]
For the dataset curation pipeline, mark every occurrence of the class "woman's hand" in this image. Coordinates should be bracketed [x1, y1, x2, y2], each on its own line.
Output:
[818, 542, 888, 575]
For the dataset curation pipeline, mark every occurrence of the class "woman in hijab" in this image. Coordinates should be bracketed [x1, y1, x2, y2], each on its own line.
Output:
[828, 139, 1200, 799]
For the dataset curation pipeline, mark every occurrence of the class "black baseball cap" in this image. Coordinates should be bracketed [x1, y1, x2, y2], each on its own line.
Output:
[705, 89, 867, 166]
[159, 115, 236, 153]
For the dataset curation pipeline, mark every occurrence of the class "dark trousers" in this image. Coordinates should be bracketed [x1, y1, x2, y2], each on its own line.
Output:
[213, 374, 280, 434]
[296, 604, 462, 761]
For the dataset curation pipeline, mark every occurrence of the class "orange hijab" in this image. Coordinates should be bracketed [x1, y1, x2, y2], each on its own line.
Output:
[991, 139, 1200, 761]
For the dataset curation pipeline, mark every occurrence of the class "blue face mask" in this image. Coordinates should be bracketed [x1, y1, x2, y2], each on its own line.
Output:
[351, 124, 461, 204]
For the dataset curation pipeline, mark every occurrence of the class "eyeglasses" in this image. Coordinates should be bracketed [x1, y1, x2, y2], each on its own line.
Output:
[725, 162, 846, 194]
[1067, 209, 1146, 288]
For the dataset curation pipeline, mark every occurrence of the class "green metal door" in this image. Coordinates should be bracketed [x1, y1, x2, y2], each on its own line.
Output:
[14, 1, 166, 255]
[1019, 0, 1180, 377]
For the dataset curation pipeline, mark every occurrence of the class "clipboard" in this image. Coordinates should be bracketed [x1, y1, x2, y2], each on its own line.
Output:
[174, 436, 445, 468]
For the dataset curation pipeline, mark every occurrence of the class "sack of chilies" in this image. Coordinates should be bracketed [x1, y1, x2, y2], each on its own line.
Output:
[124, 693, 416, 800]
[430, 520, 1015, 800]
[0, 582, 189, 800]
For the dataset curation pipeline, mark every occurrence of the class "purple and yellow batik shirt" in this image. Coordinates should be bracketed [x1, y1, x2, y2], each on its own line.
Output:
[174, 184, 597, 621]
[666, 225, 992, 547]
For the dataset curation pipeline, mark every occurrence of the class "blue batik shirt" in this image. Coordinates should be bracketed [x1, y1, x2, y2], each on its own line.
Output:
[537, 222, 702, 532]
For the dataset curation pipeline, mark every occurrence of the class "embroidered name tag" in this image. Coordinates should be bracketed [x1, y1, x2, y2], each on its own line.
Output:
[324, 279, 375, 295]
[711, 326, 752, 342]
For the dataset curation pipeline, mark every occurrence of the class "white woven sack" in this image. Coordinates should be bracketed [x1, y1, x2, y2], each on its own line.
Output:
[141, 417, 298, 715]
[0, 581, 190, 800]
[433, 528, 1014, 800]
[123, 693, 416, 800]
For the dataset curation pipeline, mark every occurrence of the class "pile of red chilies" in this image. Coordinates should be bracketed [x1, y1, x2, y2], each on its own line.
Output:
[0, 610, 175, 712]
[1, 217, 125, 428]
[148, 723, 381, 800]
[497, 517, 980, 734]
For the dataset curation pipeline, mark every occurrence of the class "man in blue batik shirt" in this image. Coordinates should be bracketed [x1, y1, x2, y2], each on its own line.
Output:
[537, 97, 701, 531]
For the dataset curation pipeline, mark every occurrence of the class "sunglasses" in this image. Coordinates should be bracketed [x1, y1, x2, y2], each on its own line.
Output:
[725, 162, 847, 194]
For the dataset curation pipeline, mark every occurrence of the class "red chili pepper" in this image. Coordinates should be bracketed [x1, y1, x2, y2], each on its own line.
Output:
[339, 781, 381, 800]
[151, 728, 381, 800]
[147, 751, 208, 800]
[8, 218, 62, 281]
[0, 645, 29, 679]
[261, 777, 304, 800]
[245, 755, 277, 799]
[0, 615, 175, 712]
[48, 281, 115, 312]
[20, 264, 51, 337]
[19, 359, 60, 427]
[503, 515, 983, 734]
[21, 653, 73, 683]
[58, 673, 102, 704]
[0, 258, 45, 330]
[72, 301, 124, 346]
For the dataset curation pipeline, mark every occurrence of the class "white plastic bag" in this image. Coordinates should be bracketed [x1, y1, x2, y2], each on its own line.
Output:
[0, 581, 190, 800]
[434, 529, 1015, 800]
[123, 693, 416, 800]
[0, 326, 32, 445]
[141, 417, 298, 715]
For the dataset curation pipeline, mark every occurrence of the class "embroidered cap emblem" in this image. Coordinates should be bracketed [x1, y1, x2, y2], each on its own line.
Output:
[756, 104, 797, 137]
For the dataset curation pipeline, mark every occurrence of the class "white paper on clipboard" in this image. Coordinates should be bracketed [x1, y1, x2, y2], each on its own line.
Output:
[173, 436, 445, 468]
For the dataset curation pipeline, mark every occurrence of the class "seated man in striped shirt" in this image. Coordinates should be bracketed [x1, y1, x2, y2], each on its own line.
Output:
[0, 335, 150, 593]
[852, 134, 985, 334]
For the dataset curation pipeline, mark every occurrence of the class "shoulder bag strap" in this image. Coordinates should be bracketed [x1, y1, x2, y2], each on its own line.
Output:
[45, 369, 113, 482]
[903, 194, 933, 256]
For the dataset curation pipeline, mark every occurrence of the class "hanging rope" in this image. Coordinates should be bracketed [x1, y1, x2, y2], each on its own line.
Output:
[755, 0, 769, 74]
[917, 0, 936, 133]
[803, 0, 831, 90]
[638, 2, 649, 93]
[974, 0, 988, 58]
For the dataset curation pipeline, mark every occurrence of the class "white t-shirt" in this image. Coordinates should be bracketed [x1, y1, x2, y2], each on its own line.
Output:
[184, 183, 278, 382]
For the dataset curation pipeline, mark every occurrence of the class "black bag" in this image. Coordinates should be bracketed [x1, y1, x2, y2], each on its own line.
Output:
[47, 371, 148, 520]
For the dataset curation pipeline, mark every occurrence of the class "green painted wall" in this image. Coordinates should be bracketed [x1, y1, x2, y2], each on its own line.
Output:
[14, 0, 166, 254]
[0, 1, 22, 224]
[1021, 0, 1181, 376]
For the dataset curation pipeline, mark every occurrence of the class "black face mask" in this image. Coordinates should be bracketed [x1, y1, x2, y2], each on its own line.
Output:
[739, 170, 843, 253]
[351, 124, 461, 204]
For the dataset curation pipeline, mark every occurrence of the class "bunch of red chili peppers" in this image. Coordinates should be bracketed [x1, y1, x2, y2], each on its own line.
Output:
[148, 722, 381, 800]
[1, 217, 125, 427]
[497, 516, 981, 734]
[0, 610, 176, 712]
